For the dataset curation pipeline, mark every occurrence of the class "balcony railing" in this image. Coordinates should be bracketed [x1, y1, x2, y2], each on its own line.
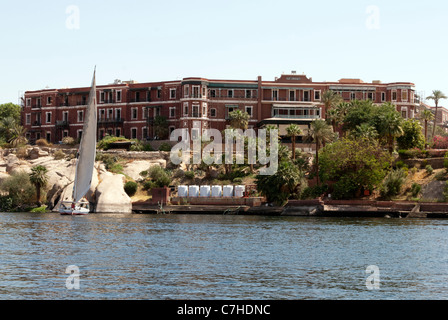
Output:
[263, 97, 312, 102]
[55, 120, 70, 127]
[98, 117, 124, 124]
[272, 114, 320, 119]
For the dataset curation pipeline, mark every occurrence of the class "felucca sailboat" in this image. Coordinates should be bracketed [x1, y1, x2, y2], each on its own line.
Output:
[60, 69, 97, 215]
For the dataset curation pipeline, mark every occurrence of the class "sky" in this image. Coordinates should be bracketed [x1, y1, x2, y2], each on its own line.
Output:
[1, 0, 448, 106]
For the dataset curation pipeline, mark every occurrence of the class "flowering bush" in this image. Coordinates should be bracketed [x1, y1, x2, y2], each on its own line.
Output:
[433, 136, 448, 149]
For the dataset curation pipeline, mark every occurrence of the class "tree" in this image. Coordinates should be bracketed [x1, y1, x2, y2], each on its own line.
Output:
[29, 165, 49, 206]
[307, 120, 334, 184]
[285, 124, 302, 160]
[396, 119, 425, 150]
[378, 109, 404, 153]
[319, 138, 392, 200]
[427, 90, 447, 139]
[229, 109, 250, 130]
[420, 109, 435, 147]
[255, 160, 308, 205]
[0, 103, 21, 123]
[350, 123, 378, 141]
[153, 116, 169, 139]
[321, 90, 343, 119]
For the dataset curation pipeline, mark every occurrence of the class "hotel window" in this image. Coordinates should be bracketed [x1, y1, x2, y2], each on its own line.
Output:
[157, 89, 162, 99]
[36, 132, 41, 140]
[135, 92, 140, 102]
[289, 90, 296, 101]
[272, 89, 278, 101]
[192, 105, 200, 117]
[314, 90, 321, 101]
[228, 89, 234, 98]
[210, 108, 217, 117]
[116, 90, 122, 102]
[193, 86, 200, 98]
[202, 86, 206, 98]
[131, 108, 138, 120]
[169, 126, 175, 135]
[304, 90, 310, 102]
[202, 103, 207, 117]
[246, 90, 252, 99]
[100, 91, 105, 103]
[82, 96, 87, 105]
[184, 86, 189, 98]
[350, 92, 356, 100]
[392, 90, 397, 101]
[381, 92, 386, 102]
[183, 103, 189, 116]
[99, 109, 105, 121]
[46, 132, 51, 142]
[63, 111, 69, 122]
[142, 127, 148, 140]
[367, 92, 375, 101]
[37, 98, 42, 107]
[142, 107, 147, 119]
[402, 90, 408, 102]
[131, 128, 137, 140]
[245, 106, 253, 118]
[107, 109, 113, 119]
[401, 107, 408, 119]
[115, 108, 122, 120]
[210, 89, 216, 98]
[47, 97, 52, 105]
[169, 107, 176, 118]
[77, 110, 84, 122]
[191, 128, 200, 141]
[63, 130, 69, 138]
[410, 92, 415, 103]
[26, 114, 31, 125]
[116, 128, 121, 137]
[46, 112, 52, 123]
[170, 88, 176, 99]
[26, 98, 31, 107]
[77, 130, 83, 141]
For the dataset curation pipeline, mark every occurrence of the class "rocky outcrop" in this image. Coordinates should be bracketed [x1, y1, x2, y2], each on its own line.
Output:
[122, 160, 166, 181]
[95, 174, 132, 213]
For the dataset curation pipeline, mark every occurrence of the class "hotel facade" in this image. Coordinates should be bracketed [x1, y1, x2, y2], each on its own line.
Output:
[21, 72, 421, 144]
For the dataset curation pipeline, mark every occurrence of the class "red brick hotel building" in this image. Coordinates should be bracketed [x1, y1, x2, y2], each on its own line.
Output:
[21, 72, 420, 144]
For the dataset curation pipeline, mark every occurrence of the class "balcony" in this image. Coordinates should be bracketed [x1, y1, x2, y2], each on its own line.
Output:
[98, 117, 124, 124]
[99, 99, 116, 104]
[56, 120, 70, 127]
[32, 121, 42, 127]
[272, 114, 320, 119]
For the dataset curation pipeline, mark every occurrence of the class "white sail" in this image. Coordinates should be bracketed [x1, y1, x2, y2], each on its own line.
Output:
[72, 69, 97, 204]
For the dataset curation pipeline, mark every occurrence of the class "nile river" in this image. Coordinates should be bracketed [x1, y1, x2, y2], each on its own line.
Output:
[1, 212, 448, 300]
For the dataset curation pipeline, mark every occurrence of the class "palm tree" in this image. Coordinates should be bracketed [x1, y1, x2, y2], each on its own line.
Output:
[352, 123, 378, 141]
[426, 90, 447, 139]
[29, 165, 49, 206]
[420, 109, 435, 147]
[8, 123, 28, 147]
[229, 109, 250, 130]
[321, 90, 343, 119]
[308, 120, 334, 184]
[285, 124, 302, 160]
[379, 111, 404, 153]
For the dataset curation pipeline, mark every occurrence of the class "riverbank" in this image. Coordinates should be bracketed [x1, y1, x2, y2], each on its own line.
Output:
[131, 199, 448, 218]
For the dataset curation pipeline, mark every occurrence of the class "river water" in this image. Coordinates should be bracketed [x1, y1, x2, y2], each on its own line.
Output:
[1, 212, 448, 300]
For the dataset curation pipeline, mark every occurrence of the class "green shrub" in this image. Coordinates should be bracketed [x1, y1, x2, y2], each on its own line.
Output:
[425, 165, 434, 175]
[380, 168, 407, 199]
[148, 165, 170, 188]
[36, 138, 51, 147]
[395, 160, 408, 169]
[30, 205, 48, 213]
[124, 181, 138, 196]
[410, 167, 418, 175]
[142, 180, 156, 191]
[184, 171, 195, 179]
[158, 143, 172, 151]
[232, 177, 243, 184]
[411, 183, 422, 197]
[301, 184, 329, 200]
[0, 171, 36, 209]
[97, 135, 129, 150]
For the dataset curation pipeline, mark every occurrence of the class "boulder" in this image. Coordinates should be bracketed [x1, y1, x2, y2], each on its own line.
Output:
[95, 174, 132, 213]
[6, 154, 20, 173]
[122, 160, 166, 181]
